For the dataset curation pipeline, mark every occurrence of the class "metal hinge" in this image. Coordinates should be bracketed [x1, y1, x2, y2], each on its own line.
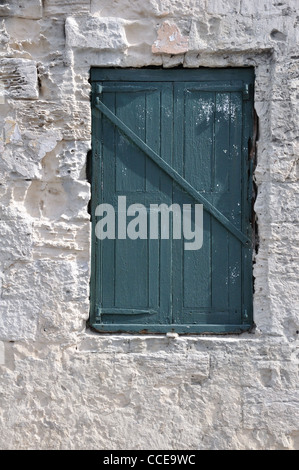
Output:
[96, 306, 102, 322]
[243, 309, 249, 323]
[243, 83, 250, 101]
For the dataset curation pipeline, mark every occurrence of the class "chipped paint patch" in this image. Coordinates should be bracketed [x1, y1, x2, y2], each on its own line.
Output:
[152, 22, 189, 55]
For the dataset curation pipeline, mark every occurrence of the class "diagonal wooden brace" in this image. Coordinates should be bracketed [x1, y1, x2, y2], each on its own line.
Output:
[95, 98, 251, 246]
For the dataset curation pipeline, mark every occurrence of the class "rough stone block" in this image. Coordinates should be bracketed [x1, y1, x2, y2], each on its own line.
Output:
[0, 218, 33, 265]
[269, 182, 299, 223]
[0, 341, 4, 365]
[65, 16, 128, 51]
[243, 389, 299, 433]
[0, 0, 43, 20]
[0, 20, 9, 54]
[57, 141, 90, 180]
[44, 0, 90, 16]
[240, 0, 287, 17]
[23, 178, 90, 222]
[0, 59, 38, 100]
[206, 0, 241, 16]
[4, 17, 42, 44]
[271, 100, 298, 142]
[124, 20, 157, 47]
[91, 0, 206, 19]
[11, 99, 90, 142]
[0, 260, 89, 342]
[0, 121, 62, 180]
[241, 359, 298, 389]
[0, 299, 38, 341]
[134, 353, 210, 384]
[269, 142, 299, 183]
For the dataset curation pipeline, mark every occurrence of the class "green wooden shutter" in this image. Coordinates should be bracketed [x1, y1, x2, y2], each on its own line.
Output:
[90, 68, 254, 334]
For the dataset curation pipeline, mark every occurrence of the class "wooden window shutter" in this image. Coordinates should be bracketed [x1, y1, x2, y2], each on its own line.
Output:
[90, 68, 254, 334]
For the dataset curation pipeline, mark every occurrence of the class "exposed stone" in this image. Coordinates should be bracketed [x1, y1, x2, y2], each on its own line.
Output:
[152, 21, 189, 54]
[0, 58, 38, 100]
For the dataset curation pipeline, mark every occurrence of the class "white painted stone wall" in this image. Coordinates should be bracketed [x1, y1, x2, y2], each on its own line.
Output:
[0, 0, 298, 450]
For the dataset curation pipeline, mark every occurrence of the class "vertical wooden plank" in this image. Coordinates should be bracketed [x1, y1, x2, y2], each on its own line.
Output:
[214, 93, 230, 193]
[184, 89, 215, 192]
[242, 85, 254, 325]
[172, 83, 185, 324]
[211, 92, 230, 313]
[101, 91, 116, 308]
[228, 92, 243, 319]
[90, 82, 103, 322]
[183, 208, 212, 310]
[145, 89, 161, 193]
[211, 220, 229, 311]
[228, 92, 243, 228]
[114, 90, 148, 309]
[115, 92, 146, 193]
[114, 237, 149, 308]
[145, 89, 161, 314]
[181, 88, 214, 319]
[160, 83, 174, 323]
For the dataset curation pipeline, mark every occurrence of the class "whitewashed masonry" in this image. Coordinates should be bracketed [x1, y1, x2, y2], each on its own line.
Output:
[0, 0, 298, 450]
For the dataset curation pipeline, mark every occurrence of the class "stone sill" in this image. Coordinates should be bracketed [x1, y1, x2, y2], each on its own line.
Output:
[77, 327, 294, 356]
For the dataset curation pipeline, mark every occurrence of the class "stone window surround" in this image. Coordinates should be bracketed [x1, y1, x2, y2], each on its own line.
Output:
[0, 10, 288, 341]
[68, 43, 275, 338]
